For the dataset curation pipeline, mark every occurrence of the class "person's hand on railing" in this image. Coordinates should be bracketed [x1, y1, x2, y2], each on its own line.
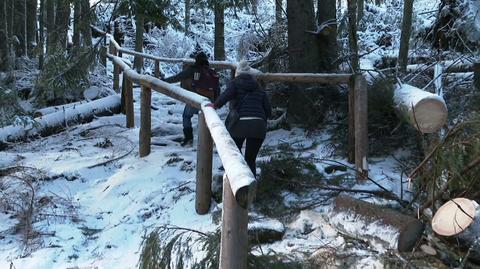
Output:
[205, 103, 216, 109]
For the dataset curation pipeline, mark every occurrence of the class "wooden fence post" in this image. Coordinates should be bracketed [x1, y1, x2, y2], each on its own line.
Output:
[121, 74, 126, 114]
[125, 78, 134, 128]
[195, 112, 213, 214]
[347, 76, 355, 164]
[155, 60, 161, 78]
[354, 75, 368, 181]
[219, 175, 248, 269]
[100, 45, 107, 68]
[474, 63, 480, 91]
[139, 86, 151, 157]
[231, 68, 236, 80]
[110, 43, 120, 92]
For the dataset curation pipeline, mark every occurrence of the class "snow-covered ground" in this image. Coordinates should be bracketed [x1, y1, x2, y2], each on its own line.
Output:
[4, 0, 468, 267]
[0, 79, 409, 268]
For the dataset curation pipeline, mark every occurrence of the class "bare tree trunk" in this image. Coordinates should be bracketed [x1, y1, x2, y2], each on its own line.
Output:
[357, 0, 364, 23]
[80, 0, 92, 47]
[73, 0, 81, 47]
[286, 0, 320, 122]
[287, 0, 318, 72]
[398, 0, 414, 73]
[214, 3, 225, 60]
[347, 0, 359, 72]
[7, 0, 14, 38]
[56, 0, 70, 51]
[26, 0, 37, 57]
[46, 0, 55, 54]
[14, 0, 27, 57]
[275, 0, 283, 22]
[134, 12, 144, 72]
[0, 0, 10, 71]
[317, 0, 337, 71]
[38, 0, 45, 69]
[185, 0, 190, 36]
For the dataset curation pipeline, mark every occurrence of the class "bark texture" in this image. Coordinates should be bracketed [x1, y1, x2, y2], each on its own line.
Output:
[0, 0, 10, 71]
[46, 0, 56, 54]
[134, 12, 144, 72]
[316, 0, 338, 71]
[398, 0, 414, 73]
[26, 0, 37, 57]
[13, 0, 27, 56]
[347, 0, 359, 72]
[56, 0, 70, 51]
[214, 3, 225, 60]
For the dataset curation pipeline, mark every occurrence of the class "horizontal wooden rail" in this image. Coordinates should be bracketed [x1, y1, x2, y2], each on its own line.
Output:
[107, 53, 256, 203]
[201, 103, 256, 208]
[104, 30, 237, 69]
[108, 54, 206, 109]
[255, 73, 352, 84]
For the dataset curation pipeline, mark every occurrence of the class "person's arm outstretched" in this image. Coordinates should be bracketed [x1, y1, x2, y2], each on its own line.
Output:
[164, 66, 193, 83]
[214, 81, 236, 109]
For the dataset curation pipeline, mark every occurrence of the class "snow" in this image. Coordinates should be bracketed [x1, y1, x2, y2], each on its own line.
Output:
[2, 0, 458, 266]
[328, 211, 400, 252]
[394, 83, 446, 108]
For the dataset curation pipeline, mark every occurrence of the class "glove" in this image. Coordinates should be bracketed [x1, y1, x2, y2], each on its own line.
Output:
[205, 103, 216, 109]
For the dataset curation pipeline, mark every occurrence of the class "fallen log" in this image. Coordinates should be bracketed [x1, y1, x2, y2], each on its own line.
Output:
[393, 83, 448, 133]
[0, 94, 121, 147]
[329, 196, 424, 252]
[33, 100, 90, 118]
[432, 198, 480, 263]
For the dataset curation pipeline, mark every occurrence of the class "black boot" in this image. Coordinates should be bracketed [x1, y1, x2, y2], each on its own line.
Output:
[181, 127, 193, 146]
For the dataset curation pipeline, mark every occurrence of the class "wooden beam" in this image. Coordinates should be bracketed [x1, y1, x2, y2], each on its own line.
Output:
[100, 45, 107, 68]
[348, 77, 355, 164]
[125, 78, 134, 128]
[121, 74, 126, 114]
[200, 104, 257, 206]
[219, 175, 248, 269]
[255, 73, 352, 84]
[108, 54, 207, 109]
[195, 112, 213, 214]
[474, 63, 480, 91]
[139, 86, 151, 157]
[434, 63, 443, 96]
[354, 75, 368, 181]
[154, 60, 160, 78]
[114, 63, 120, 92]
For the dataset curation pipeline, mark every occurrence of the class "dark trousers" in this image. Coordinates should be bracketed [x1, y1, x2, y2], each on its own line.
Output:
[233, 137, 264, 177]
[183, 105, 199, 129]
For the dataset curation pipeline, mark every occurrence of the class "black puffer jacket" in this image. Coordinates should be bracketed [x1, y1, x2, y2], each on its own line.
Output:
[214, 74, 271, 120]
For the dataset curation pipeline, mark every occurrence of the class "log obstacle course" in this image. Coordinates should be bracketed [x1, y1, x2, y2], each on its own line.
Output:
[96, 27, 369, 268]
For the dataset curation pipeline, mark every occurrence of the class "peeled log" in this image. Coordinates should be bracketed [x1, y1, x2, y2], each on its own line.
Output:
[0, 94, 121, 146]
[394, 83, 448, 133]
[33, 100, 90, 118]
[329, 196, 424, 252]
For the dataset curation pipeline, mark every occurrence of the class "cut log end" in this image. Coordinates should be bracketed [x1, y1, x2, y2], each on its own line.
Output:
[235, 181, 257, 209]
[394, 83, 448, 134]
[412, 98, 448, 133]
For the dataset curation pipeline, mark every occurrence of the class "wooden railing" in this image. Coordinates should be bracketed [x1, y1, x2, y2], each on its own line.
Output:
[95, 26, 368, 268]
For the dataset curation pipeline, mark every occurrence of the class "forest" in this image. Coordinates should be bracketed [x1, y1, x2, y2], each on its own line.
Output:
[0, 0, 479, 268]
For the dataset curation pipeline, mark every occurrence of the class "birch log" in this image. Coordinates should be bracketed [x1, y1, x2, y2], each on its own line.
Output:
[394, 83, 448, 133]
[0, 95, 121, 146]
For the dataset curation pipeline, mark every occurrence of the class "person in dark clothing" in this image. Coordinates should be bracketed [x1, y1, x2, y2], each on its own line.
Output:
[163, 52, 219, 146]
[210, 60, 271, 177]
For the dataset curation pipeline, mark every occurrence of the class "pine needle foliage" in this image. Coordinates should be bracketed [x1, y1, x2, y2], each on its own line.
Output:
[0, 83, 25, 127]
[34, 47, 96, 106]
[416, 113, 480, 203]
[256, 154, 325, 218]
